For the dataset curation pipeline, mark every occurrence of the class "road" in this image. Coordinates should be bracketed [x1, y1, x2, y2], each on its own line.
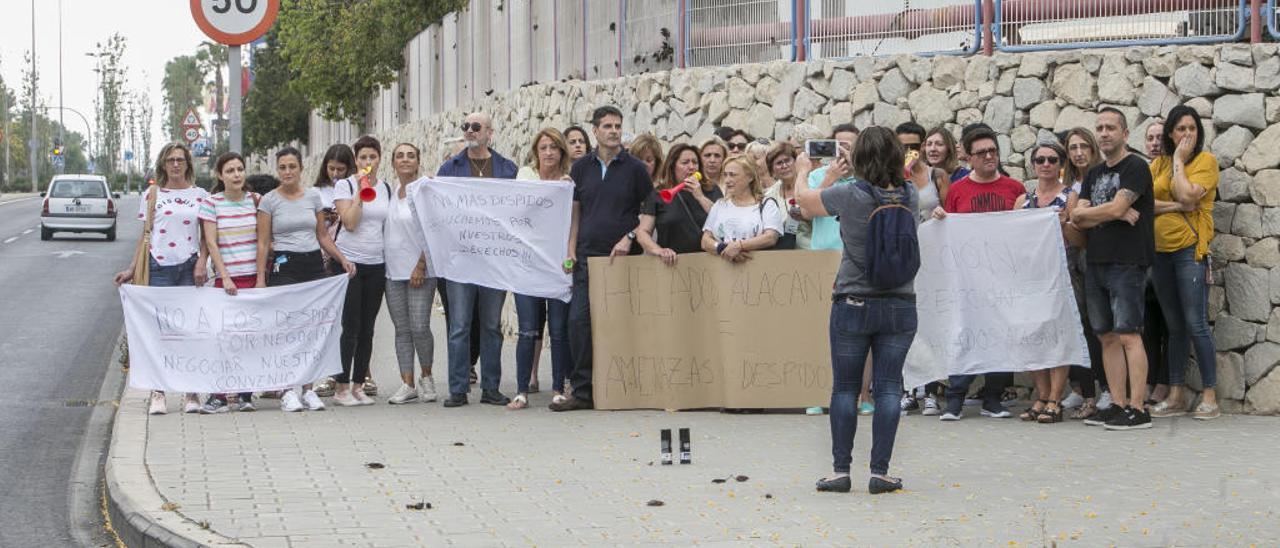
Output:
[0, 193, 139, 546]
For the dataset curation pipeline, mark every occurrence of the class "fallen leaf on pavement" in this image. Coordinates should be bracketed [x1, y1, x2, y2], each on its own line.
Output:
[406, 502, 433, 510]
[453, 442, 465, 446]
[735, 475, 749, 482]
[711, 478, 727, 484]
[764, 494, 773, 499]
[646, 499, 665, 507]
[161, 502, 180, 511]
[366, 462, 385, 469]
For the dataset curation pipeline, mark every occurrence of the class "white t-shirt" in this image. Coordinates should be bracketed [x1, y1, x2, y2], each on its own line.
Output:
[333, 176, 390, 265]
[384, 181, 430, 280]
[137, 186, 209, 266]
[703, 198, 784, 243]
[315, 185, 336, 210]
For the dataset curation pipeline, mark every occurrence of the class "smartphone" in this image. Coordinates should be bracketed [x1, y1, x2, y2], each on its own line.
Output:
[805, 139, 839, 159]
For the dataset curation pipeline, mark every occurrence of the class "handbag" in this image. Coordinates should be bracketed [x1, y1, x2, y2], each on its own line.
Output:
[130, 185, 158, 286]
[760, 197, 797, 250]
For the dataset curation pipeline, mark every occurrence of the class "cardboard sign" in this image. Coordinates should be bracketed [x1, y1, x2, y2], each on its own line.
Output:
[590, 251, 840, 410]
[119, 276, 347, 393]
[904, 208, 1090, 388]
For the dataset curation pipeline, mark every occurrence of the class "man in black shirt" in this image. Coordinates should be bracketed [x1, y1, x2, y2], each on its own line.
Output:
[1070, 107, 1155, 431]
[551, 106, 653, 411]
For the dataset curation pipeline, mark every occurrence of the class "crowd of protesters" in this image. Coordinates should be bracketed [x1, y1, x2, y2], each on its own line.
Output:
[116, 101, 1219, 495]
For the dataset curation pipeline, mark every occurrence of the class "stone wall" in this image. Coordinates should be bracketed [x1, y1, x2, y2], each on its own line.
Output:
[315, 43, 1280, 414]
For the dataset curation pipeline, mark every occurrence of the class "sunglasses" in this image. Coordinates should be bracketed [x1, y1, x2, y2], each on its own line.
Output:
[727, 142, 747, 151]
[970, 147, 999, 158]
[1032, 156, 1060, 165]
[902, 143, 921, 151]
[460, 122, 484, 132]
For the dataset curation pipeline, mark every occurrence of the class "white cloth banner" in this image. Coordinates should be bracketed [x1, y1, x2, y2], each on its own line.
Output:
[411, 176, 574, 301]
[119, 276, 348, 393]
[903, 208, 1089, 389]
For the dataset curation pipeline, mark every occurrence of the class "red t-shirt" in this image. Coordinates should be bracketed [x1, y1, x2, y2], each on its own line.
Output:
[943, 174, 1027, 213]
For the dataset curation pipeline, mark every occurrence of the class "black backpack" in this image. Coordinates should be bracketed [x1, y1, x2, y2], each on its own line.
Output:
[855, 181, 919, 288]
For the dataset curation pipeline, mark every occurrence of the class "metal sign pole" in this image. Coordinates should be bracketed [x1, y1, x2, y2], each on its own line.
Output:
[229, 45, 242, 154]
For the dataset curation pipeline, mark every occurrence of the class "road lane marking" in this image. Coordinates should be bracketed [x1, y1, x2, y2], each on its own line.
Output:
[2, 237, 17, 244]
[53, 250, 86, 259]
[22, 229, 33, 235]
[0, 196, 38, 207]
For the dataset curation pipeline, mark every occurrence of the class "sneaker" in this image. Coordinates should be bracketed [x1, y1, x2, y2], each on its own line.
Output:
[1149, 399, 1189, 418]
[443, 393, 469, 408]
[940, 398, 964, 421]
[313, 377, 336, 397]
[805, 406, 825, 415]
[1191, 402, 1220, 420]
[332, 390, 362, 407]
[198, 396, 230, 414]
[183, 394, 201, 414]
[1061, 391, 1084, 409]
[900, 395, 919, 412]
[302, 390, 325, 411]
[921, 396, 941, 416]
[858, 401, 875, 416]
[418, 377, 438, 403]
[148, 392, 167, 415]
[481, 389, 511, 406]
[388, 384, 419, 405]
[280, 390, 304, 412]
[1084, 404, 1123, 426]
[1096, 391, 1114, 410]
[237, 400, 256, 412]
[354, 388, 376, 406]
[1105, 407, 1153, 431]
[362, 379, 379, 397]
[980, 402, 1012, 418]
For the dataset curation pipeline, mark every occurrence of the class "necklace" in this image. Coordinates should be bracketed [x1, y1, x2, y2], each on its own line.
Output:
[469, 156, 487, 177]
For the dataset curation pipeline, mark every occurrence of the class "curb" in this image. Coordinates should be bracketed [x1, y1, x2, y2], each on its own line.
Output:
[104, 373, 247, 546]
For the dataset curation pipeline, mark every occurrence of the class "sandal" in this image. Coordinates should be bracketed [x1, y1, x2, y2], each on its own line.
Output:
[1036, 401, 1063, 424]
[551, 394, 567, 405]
[506, 394, 528, 410]
[1020, 399, 1047, 421]
[1071, 402, 1097, 421]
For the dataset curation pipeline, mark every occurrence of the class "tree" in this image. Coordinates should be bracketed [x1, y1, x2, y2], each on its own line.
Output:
[195, 42, 228, 151]
[244, 30, 310, 154]
[277, 0, 464, 126]
[92, 34, 128, 176]
[135, 90, 154, 173]
[161, 55, 203, 142]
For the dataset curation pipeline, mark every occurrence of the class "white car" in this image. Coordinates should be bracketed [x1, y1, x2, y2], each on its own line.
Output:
[40, 175, 119, 241]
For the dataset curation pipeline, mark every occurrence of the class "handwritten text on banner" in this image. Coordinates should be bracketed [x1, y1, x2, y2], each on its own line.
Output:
[411, 176, 573, 301]
[119, 276, 348, 393]
[590, 251, 840, 410]
[904, 208, 1090, 388]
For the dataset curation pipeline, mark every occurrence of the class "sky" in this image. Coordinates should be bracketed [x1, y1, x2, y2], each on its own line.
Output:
[0, 0, 207, 165]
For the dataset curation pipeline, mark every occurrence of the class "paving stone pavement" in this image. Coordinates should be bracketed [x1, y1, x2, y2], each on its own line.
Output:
[133, 306, 1280, 547]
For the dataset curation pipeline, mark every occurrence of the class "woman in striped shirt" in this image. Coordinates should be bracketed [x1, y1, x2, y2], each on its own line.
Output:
[196, 152, 259, 413]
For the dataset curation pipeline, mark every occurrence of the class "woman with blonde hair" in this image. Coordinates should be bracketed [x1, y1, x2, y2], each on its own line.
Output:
[628, 133, 665, 181]
[511, 128, 575, 408]
[699, 137, 730, 191]
[701, 156, 782, 262]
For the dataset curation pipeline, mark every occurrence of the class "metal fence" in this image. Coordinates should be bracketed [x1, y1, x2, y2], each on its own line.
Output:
[806, 0, 982, 59]
[993, 0, 1247, 52]
[1267, 0, 1280, 39]
[684, 0, 798, 67]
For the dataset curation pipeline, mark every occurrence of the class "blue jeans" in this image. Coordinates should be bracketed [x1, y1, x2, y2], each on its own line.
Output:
[828, 296, 917, 476]
[1151, 246, 1216, 388]
[445, 282, 506, 395]
[514, 294, 571, 394]
[148, 255, 197, 287]
[566, 264, 594, 402]
[1085, 263, 1147, 334]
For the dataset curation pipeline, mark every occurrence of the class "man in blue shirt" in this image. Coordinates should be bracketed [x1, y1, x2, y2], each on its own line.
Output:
[551, 106, 653, 411]
[436, 112, 518, 408]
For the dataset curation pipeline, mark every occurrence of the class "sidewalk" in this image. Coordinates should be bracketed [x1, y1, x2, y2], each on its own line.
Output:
[108, 306, 1280, 547]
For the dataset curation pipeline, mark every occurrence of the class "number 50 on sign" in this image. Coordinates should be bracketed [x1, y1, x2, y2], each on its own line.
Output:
[190, 0, 279, 45]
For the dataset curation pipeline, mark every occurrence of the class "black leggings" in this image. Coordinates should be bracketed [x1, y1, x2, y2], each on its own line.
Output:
[339, 263, 386, 384]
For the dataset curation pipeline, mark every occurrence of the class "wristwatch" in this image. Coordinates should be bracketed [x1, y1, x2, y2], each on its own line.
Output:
[627, 231, 637, 240]
[715, 242, 728, 255]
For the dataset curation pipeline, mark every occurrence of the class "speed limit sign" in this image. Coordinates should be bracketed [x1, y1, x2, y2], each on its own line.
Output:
[190, 0, 280, 45]
[183, 127, 201, 144]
